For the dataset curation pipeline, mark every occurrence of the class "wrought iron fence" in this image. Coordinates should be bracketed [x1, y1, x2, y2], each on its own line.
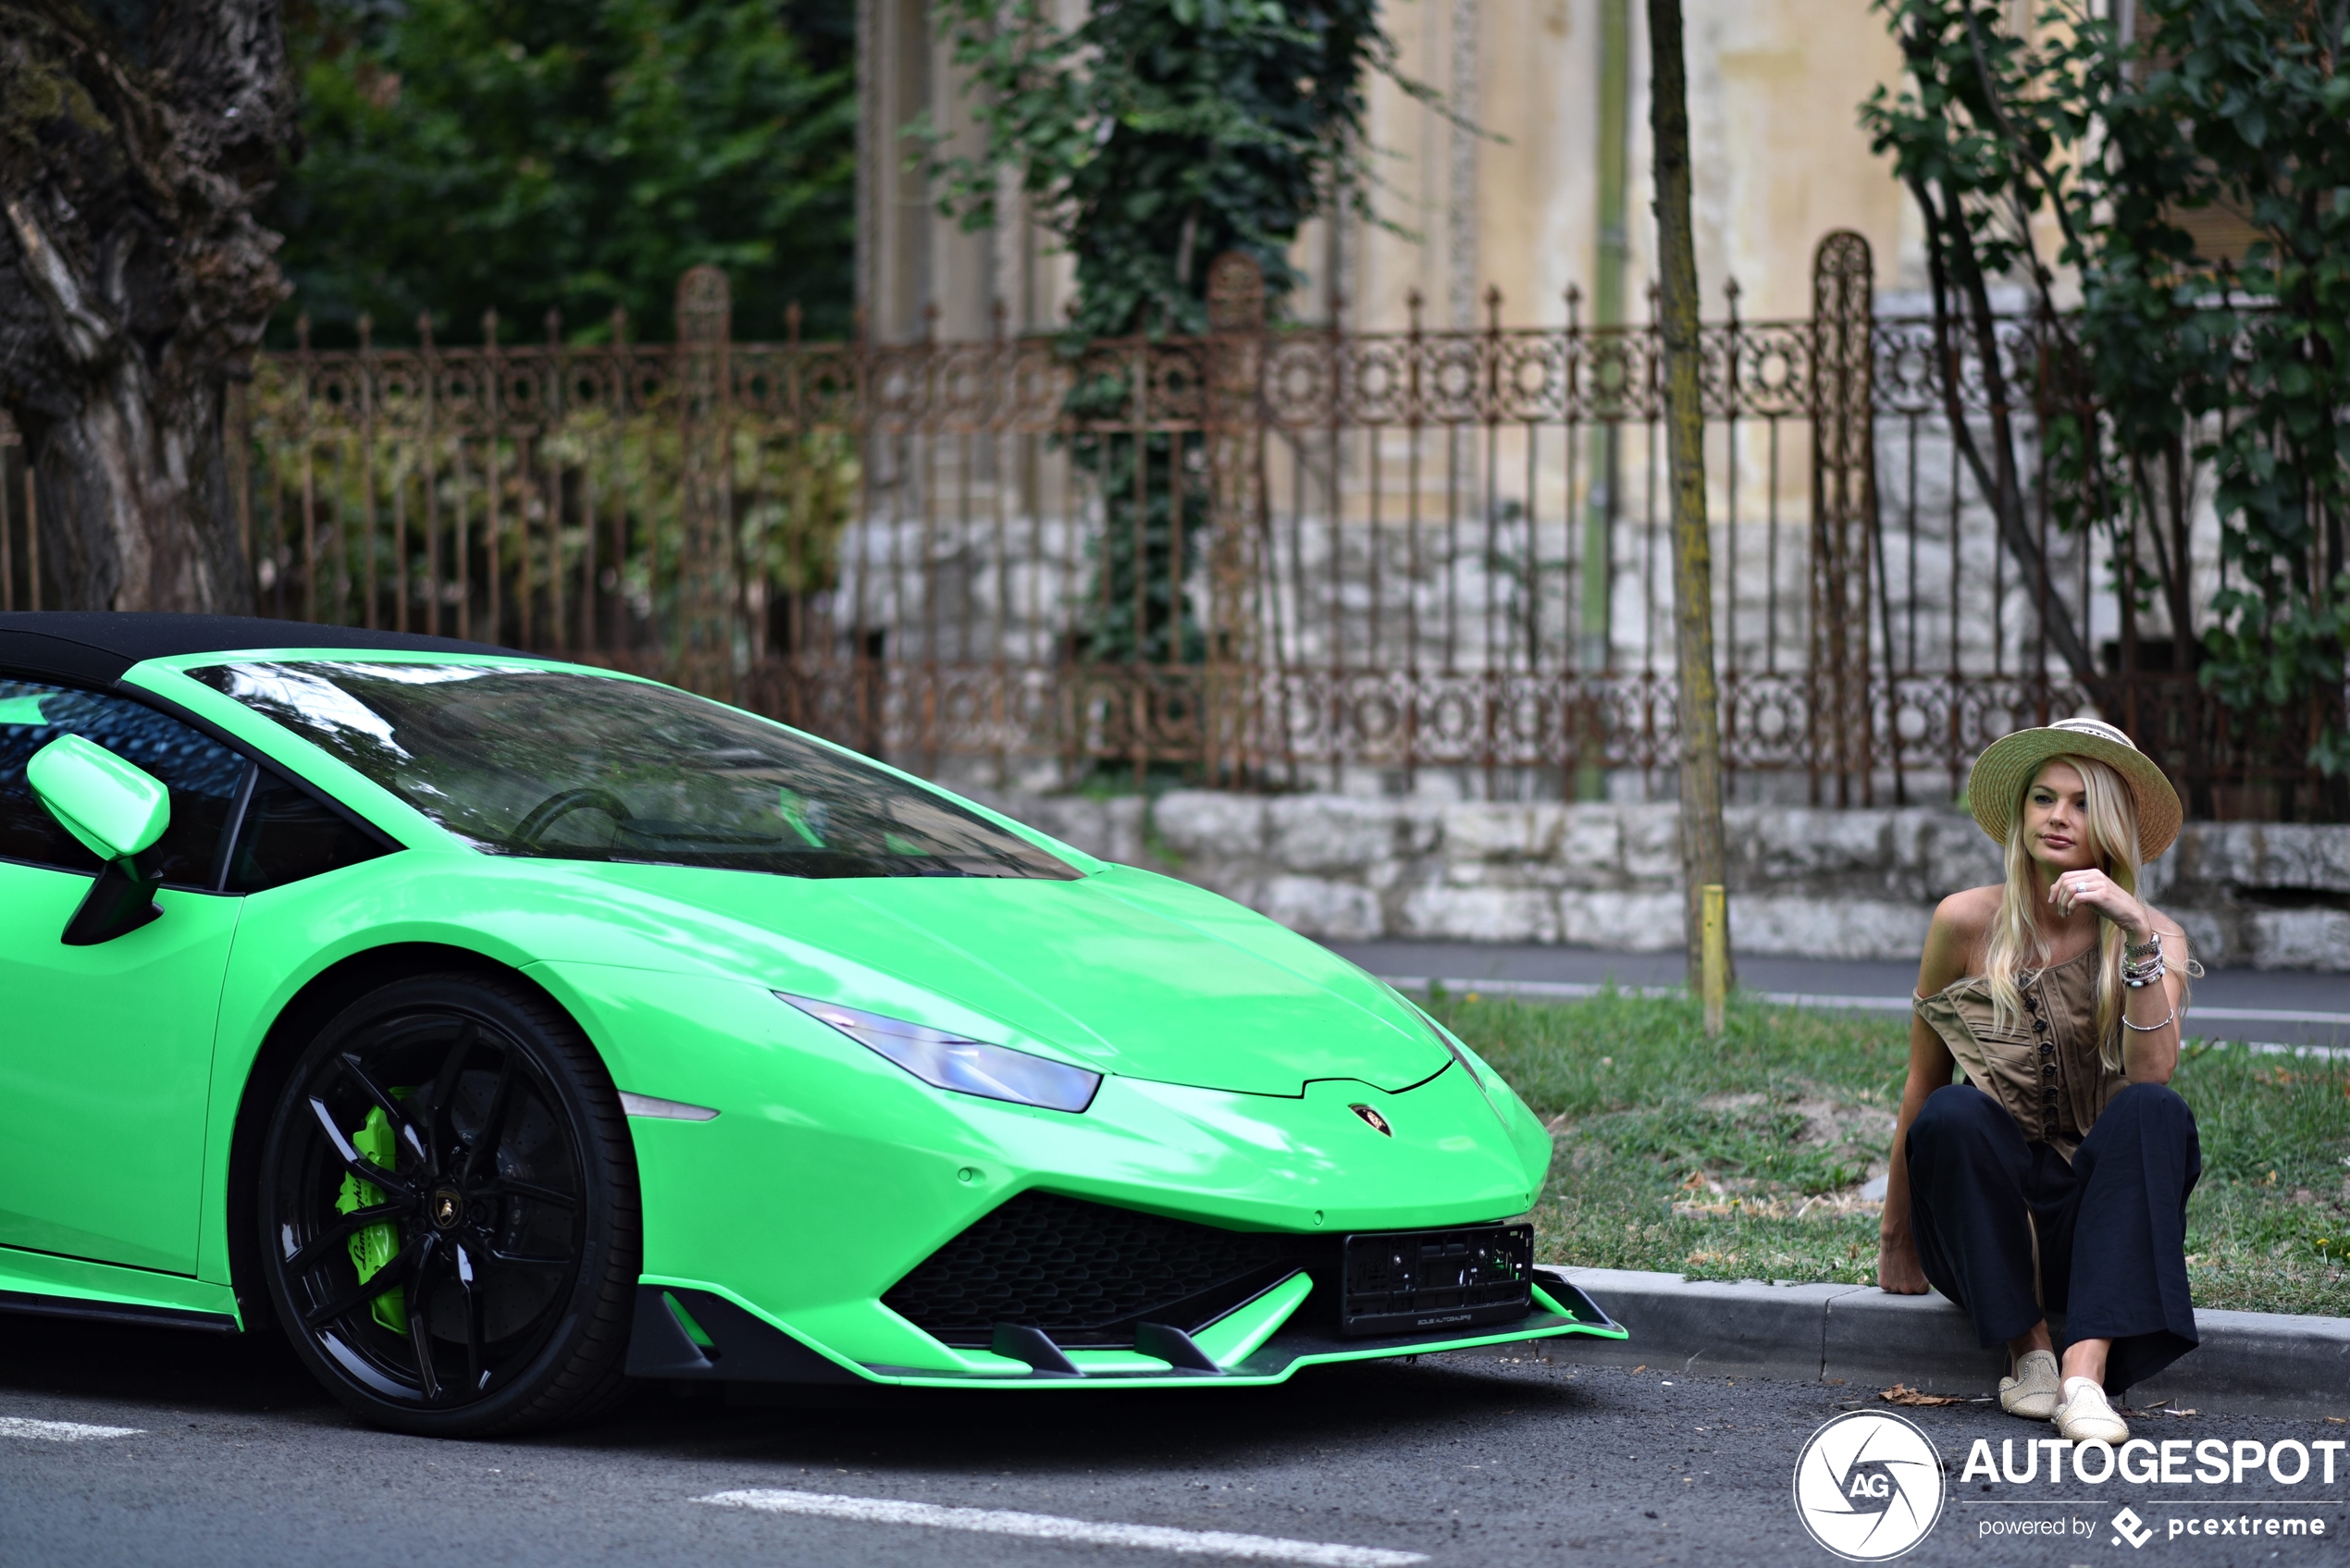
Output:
[3, 229, 2324, 813]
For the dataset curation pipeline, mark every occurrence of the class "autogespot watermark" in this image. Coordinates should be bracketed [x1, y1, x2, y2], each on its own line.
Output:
[1795, 1418, 2345, 1557]
[1793, 1411, 1948, 1561]
[1957, 1435, 2341, 1549]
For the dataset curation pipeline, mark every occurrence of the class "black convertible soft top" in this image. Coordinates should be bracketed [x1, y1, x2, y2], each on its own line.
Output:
[0, 612, 515, 686]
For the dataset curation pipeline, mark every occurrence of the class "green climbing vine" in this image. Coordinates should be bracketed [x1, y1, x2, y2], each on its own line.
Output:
[927, 0, 1445, 682]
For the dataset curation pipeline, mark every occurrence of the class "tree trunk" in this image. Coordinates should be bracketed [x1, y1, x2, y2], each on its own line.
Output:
[1646, 0, 1732, 991]
[0, 0, 294, 613]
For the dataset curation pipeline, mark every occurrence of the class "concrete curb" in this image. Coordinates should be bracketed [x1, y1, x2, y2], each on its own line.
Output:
[1549, 1266, 2350, 1421]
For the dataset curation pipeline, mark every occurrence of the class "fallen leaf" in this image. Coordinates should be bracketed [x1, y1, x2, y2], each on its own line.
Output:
[1879, 1384, 1966, 1407]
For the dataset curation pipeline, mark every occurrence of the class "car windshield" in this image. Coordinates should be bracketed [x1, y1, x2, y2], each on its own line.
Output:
[189, 661, 1079, 880]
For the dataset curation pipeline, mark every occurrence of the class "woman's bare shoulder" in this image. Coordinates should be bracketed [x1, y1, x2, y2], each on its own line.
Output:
[1916, 884, 2000, 992]
[1930, 884, 2002, 937]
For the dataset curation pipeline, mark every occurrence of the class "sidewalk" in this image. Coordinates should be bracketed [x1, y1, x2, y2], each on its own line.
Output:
[1329, 939, 2350, 1050]
[1547, 1266, 2350, 1421]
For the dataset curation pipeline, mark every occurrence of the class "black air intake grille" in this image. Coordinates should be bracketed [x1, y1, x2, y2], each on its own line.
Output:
[884, 1191, 1298, 1348]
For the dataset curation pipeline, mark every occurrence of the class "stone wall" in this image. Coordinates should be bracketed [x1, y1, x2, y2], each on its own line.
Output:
[968, 791, 2350, 970]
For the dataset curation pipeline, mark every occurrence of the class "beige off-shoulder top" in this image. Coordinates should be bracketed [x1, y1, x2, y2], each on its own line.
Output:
[1911, 945, 2125, 1161]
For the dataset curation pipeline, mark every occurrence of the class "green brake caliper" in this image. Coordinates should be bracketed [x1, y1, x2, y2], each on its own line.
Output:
[335, 1105, 409, 1333]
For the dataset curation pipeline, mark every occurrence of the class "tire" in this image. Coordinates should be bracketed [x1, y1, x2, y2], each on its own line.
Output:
[257, 971, 641, 1437]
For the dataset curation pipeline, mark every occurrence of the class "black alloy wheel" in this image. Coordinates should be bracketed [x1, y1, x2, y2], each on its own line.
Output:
[258, 973, 640, 1436]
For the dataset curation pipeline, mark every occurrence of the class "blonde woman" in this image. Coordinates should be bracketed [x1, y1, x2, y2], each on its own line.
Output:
[1877, 718, 2200, 1445]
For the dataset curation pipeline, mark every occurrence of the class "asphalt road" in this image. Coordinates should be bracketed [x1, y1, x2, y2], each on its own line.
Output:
[4, 1315, 2343, 1567]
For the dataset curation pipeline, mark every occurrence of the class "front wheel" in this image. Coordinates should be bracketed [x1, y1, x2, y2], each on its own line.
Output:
[257, 972, 641, 1436]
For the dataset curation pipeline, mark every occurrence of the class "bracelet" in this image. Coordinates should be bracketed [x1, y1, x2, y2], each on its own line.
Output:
[2123, 932, 2164, 962]
[2121, 1005, 2177, 1032]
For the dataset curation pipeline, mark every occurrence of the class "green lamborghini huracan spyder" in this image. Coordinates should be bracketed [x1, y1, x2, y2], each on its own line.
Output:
[0, 611, 1620, 1435]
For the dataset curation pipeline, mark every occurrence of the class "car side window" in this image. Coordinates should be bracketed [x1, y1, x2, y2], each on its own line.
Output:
[0, 677, 249, 887]
[227, 771, 390, 893]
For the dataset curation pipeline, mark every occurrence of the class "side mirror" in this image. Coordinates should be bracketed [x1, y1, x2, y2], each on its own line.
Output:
[27, 735, 171, 945]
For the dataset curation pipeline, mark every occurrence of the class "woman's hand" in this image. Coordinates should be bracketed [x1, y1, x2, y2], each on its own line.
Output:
[2047, 867, 2150, 939]
[1878, 1236, 1928, 1294]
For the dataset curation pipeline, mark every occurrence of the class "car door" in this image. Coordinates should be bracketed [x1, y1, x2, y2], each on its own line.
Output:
[0, 675, 250, 1276]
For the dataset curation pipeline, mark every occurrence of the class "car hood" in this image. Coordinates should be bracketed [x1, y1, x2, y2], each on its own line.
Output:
[562, 861, 1448, 1097]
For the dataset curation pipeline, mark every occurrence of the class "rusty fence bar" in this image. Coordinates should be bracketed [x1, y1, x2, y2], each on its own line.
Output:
[204, 232, 2331, 813]
[0, 412, 36, 614]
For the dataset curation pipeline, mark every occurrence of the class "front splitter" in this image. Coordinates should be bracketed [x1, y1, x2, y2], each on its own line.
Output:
[626, 1269, 1626, 1390]
[857, 1304, 1624, 1388]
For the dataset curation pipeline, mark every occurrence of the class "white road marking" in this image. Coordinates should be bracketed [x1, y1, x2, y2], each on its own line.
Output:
[697, 1489, 1429, 1567]
[0, 1416, 143, 1442]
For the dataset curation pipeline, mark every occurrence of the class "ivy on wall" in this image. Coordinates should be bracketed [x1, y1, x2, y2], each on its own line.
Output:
[931, 0, 1442, 338]
[927, 0, 1444, 684]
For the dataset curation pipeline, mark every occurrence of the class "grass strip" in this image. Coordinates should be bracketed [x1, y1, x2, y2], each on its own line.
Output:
[1422, 986, 2350, 1320]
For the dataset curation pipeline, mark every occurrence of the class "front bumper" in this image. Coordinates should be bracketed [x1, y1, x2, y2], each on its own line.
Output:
[625, 1267, 1626, 1389]
[538, 962, 1609, 1386]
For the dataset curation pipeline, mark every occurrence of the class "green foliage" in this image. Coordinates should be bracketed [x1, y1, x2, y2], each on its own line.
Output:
[1861, 3, 2108, 295]
[928, 0, 1438, 693]
[270, 0, 856, 345]
[1071, 430, 1206, 663]
[243, 374, 857, 651]
[932, 0, 1431, 339]
[1862, 0, 2350, 789]
[2124, 1, 2350, 777]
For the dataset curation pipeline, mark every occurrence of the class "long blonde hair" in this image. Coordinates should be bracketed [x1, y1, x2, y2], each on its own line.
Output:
[1983, 754, 2139, 1071]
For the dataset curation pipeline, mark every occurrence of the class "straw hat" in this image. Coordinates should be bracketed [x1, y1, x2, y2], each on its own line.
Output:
[1965, 716, 2183, 863]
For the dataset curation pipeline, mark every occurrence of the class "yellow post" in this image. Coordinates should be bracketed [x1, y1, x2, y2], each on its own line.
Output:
[1701, 883, 1727, 1039]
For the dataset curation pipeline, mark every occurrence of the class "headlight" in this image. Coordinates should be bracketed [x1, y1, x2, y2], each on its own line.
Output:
[773, 993, 1101, 1113]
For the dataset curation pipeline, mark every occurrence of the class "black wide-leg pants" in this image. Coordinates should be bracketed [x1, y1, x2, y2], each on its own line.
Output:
[1905, 1080, 2202, 1390]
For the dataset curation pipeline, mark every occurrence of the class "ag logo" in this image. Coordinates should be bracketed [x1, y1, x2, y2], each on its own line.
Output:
[1791, 1410, 1946, 1562]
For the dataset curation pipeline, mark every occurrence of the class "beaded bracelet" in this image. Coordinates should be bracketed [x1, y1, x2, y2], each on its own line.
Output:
[2121, 1005, 2177, 1032]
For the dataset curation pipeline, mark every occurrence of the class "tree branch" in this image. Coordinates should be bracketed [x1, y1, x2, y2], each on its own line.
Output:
[1, 197, 114, 364]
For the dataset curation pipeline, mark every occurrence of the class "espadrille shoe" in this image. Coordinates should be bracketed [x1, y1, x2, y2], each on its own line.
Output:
[2054, 1377, 2131, 1444]
[1998, 1348, 2061, 1419]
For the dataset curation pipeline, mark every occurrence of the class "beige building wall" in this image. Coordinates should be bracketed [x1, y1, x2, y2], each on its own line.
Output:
[859, 0, 1919, 342]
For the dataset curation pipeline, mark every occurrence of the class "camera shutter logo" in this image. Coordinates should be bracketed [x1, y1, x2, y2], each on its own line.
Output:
[1791, 1410, 1947, 1561]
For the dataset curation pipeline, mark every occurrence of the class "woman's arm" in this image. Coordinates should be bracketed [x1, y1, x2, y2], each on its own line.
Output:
[2120, 914, 2191, 1084]
[2046, 869, 2190, 1083]
[1878, 894, 1974, 1294]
